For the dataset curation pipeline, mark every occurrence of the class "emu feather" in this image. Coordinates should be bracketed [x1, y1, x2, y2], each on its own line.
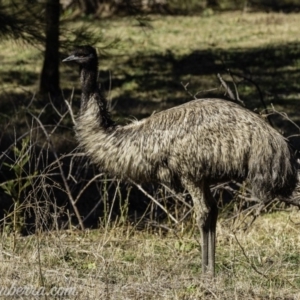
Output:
[63, 45, 298, 276]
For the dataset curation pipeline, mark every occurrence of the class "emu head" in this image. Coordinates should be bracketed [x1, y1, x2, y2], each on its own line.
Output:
[62, 45, 97, 66]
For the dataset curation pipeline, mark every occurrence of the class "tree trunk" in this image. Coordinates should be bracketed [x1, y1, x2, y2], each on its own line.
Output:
[78, 0, 98, 15]
[39, 0, 60, 98]
[206, 0, 218, 8]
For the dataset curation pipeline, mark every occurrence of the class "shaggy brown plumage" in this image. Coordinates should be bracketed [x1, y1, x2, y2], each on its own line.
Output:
[63, 45, 298, 276]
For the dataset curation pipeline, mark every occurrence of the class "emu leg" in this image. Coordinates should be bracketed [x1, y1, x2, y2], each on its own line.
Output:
[183, 179, 218, 276]
[205, 183, 218, 275]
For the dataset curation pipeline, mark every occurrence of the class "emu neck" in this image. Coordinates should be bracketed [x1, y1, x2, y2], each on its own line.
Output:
[80, 62, 98, 97]
[79, 61, 114, 129]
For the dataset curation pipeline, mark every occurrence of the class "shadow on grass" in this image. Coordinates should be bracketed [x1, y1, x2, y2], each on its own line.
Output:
[110, 41, 300, 120]
[1, 70, 38, 86]
[1, 41, 299, 130]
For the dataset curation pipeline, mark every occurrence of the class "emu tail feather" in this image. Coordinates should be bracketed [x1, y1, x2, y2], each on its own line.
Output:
[248, 136, 298, 201]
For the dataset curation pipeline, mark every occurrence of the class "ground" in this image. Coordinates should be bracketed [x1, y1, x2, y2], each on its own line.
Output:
[1, 211, 300, 299]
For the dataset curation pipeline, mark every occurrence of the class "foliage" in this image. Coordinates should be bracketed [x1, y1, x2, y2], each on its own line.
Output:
[1, 137, 36, 236]
[61, 0, 300, 17]
[0, 0, 45, 44]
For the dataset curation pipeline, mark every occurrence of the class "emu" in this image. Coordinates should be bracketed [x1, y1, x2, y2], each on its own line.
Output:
[63, 45, 298, 276]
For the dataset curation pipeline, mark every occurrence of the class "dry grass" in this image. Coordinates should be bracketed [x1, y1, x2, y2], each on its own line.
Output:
[99, 12, 300, 55]
[0, 210, 300, 299]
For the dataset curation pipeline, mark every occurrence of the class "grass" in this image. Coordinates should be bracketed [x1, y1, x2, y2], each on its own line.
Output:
[82, 13, 300, 124]
[0, 11, 300, 299]
[1, 210, 300, 299]
[1, 12, 300, 123]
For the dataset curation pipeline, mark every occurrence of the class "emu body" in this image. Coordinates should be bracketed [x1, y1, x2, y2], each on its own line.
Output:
[63, 46, 298, 276]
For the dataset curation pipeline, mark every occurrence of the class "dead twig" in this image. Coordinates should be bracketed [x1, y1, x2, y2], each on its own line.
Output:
[129, 179, 179, 224]
[227, 69, 273, 127]
[28, 111, 85, 230]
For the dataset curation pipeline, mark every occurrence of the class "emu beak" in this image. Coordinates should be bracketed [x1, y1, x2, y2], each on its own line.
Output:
[62, 54, 77, 62]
